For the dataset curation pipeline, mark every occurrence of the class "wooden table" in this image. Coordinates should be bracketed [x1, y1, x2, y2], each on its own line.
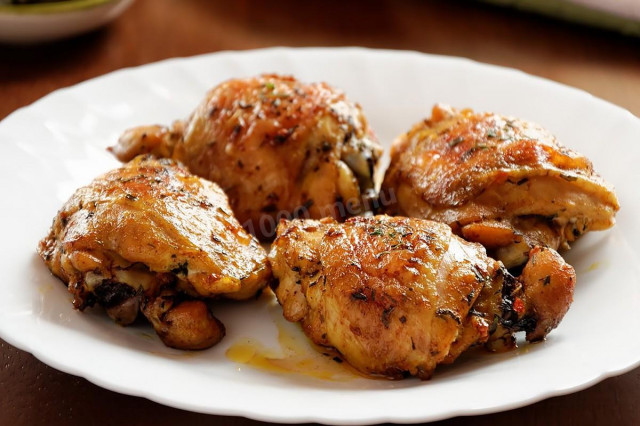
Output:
[1, 1, 638, 425]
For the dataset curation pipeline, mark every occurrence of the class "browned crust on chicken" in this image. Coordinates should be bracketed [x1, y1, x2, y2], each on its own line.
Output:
[269, 215, 575, 379]
[110, 74, 383, 239]
[38, 155, 271, 349]
[381, 104, 619, 267]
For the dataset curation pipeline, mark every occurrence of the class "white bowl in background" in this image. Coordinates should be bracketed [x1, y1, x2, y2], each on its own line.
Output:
[0, 0, 134, 44]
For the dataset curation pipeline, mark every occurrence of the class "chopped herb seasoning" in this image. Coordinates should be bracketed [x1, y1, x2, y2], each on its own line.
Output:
[351, 290, 368, 301]
[489, 314, 500, 334]
[274, 129, 294, 144]
[381, 306, 395, 327]
[472, 264, 487, 283]
[376, 251, 391, 259]
[560, 174, 578, 182]
[435, 308, 461, 324]
[466, 288, 476, 304]
[461, 144, 489, 161]
[469, 308, 486, 318]
[171, 261, 189, 276]
[449, 136, 464, 147]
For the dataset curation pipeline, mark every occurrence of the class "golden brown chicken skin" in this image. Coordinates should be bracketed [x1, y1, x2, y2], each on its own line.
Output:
[38, 155, 271, 350]
[110, 74, 382, 239]
[381, 105, 619, 268]
[269, 216, 575, 379]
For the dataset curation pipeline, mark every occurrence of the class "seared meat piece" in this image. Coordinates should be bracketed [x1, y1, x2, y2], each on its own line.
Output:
[269, 215, 575, 379]
[381, 104, 619, 267]
[38, 155, 271, 349]
[110, 74, 382, 239]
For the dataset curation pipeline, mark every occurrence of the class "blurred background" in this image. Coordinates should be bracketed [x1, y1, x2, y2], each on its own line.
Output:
[0, 0, 639, 120]
[0, 1, 638, 425]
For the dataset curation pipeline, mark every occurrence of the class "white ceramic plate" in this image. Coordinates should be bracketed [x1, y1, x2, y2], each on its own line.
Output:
[0, 47, 639, 425]
[0, 0, 133, 44]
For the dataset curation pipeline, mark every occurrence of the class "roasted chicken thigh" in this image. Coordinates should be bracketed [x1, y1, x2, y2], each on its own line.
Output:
[38, 155, 271, 350]
[381, 105, 619, 267]
[269, 216, 575, 379]
[110, 74, 382, 239]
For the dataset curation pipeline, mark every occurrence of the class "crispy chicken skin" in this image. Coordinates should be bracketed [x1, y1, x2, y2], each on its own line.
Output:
[38, 155, 271, 350]
[110, 74, 382, 239]
[381, 105, 619, 267]
[269, 216, 575, 379]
